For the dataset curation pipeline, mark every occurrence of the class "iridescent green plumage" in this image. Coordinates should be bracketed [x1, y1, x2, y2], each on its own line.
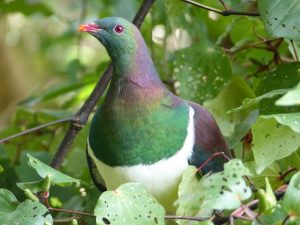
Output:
[81, 17, 231, 211]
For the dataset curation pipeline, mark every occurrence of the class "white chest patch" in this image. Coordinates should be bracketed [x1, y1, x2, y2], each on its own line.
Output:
[87, 106, 195, 211]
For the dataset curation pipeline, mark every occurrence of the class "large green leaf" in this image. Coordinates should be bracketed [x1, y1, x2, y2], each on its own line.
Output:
[0, 199, 52, 225]
[173, 42, 231, 103]
[258, 0, 300, 40]
[256, 62, 300, 114]
[0, 189, 52, 225]
[27, 154, 80, 187]
[176, 159, 252, 219]
[94, 183, 165, 225]
[252, 116, 300, 174]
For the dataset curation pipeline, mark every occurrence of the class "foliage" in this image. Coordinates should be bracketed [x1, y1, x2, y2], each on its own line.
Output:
[1, 0, 300, 224]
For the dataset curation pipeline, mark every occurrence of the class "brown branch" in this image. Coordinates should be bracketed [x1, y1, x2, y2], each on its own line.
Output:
[50, 0, 156, 169]
[49, 207, 96, 218]
[0, 116, 75, 144]
[165, 215, 211, 221]
[181, 0, 260, 17]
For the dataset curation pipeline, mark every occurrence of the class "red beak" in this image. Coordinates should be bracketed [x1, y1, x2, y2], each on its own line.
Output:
[78, 23, 100, 32]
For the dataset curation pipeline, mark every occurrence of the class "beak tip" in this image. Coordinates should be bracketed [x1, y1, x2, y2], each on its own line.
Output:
[78, 24, 86, 32]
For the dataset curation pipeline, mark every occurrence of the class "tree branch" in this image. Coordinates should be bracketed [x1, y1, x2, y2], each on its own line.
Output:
[50, 0, 156, 169]
[0, 116, 75, 144]
[181, 0, 260, 17]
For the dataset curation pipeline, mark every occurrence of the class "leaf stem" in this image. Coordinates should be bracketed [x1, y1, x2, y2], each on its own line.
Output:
[164, 215, 211, 221]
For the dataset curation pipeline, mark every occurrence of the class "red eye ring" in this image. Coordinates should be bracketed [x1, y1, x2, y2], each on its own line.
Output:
[114, 25, 125, 33]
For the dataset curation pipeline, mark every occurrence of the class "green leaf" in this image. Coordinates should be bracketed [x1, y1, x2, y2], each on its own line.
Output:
[256, 62, 300, 114]
[27, 154, 80, 187]
[173, 42, 231, 103]
[204, 75, 255, 137]
[263, 113, 300, 133]
[0, 189, 18, 215]
[282, 172, 300, 216]
[257, 178, 277, 214]
[252, 116, 300, 174]
[17, 180, 45, 193]
[0, 164, 3, 173]
[230, 89, 289, 113]
[276, 82, 300, 106]
[0, 199, 53, 225]
[176, 159, 252, 219]
[94, 183, 165, 225]
[258, 0, 300, 40]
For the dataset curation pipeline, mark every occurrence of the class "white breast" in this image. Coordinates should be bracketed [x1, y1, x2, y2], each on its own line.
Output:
[87, 106, 195, 211]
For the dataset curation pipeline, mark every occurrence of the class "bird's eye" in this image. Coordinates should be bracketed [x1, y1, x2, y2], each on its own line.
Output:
[114, 25, 125, 33]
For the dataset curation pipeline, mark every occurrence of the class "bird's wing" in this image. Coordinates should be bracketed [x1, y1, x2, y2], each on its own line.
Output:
[86, 143, 107, 192]
[187, 101, 232, 174]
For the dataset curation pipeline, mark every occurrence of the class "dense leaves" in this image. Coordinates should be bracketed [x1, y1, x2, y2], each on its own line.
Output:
[1, 0, 300, 224]
[176, 159, 252, 220]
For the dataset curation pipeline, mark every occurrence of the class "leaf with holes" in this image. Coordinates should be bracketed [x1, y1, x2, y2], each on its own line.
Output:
[0, 189, 53, 225]
[27, 154, 80, 187]
[94, 183, 165, 225]
[252, 116, 300, 174]
[258, 0, 300, 40]
[173, 42, 231, 103]
[176, 159, 252, 219]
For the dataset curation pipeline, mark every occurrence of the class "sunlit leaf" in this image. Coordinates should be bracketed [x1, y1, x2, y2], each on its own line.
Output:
[176, 159, 252, 219]
[276, 82, 300, 106]
[94, 183, 165, 225]
[252, 117, 300, 174]
[27, 154, 80, 187]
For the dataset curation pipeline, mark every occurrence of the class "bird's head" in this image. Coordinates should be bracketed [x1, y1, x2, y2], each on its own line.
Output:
[79, 17, 138, 59]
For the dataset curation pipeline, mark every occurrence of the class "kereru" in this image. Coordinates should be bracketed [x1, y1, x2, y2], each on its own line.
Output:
[79, 17, 231, 212]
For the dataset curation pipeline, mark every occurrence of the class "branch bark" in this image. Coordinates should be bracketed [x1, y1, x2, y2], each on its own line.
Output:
[50, 0, 156, 169]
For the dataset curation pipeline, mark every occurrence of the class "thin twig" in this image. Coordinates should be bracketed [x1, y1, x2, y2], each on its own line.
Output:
[279, 168, 298, 181]
[165, 215, 211, 221]
[0, 116, 75, 144]
[50, 0, 156, 169]
[49, 207, 96, 218]
[181, 0, 260, 16]
[196, 152, 230, 173]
